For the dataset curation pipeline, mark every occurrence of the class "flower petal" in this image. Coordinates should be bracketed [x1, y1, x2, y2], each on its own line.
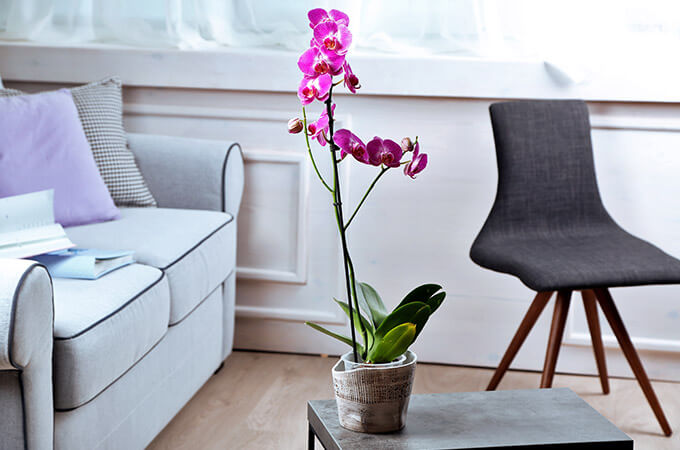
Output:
[415, 153, 428, 172]
[308, 8, 328, 28]
[297, 77, 315, 105]
[334, 128, 352, 149]
[382, 139, 403, 167]
[366, 137, 384, 166]
[313, 21, 338, 44]
[315, 74, 332, 100]
[336, 25, 352, 53]
[329, 9, 349, 26]
[297, 47, 318, 76]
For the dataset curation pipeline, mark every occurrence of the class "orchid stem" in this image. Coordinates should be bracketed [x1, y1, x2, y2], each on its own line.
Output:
[344, 167, 389, 230]
[326, 85, 368, 361]
[302, 107, 333, 193]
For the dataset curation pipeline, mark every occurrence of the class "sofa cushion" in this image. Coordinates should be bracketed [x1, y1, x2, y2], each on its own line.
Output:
[1, 78, 157, 207]
[0, 89, 119, 226]
[65, 207, 236, 324]
[53, 263, 169, 410]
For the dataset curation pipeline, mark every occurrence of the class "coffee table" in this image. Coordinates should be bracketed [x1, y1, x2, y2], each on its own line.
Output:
[307, 388, 632, 449]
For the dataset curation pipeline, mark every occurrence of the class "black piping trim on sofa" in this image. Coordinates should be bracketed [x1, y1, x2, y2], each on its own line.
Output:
[54, 328, 165, 412]
[55, 272, 166, 341]
[168, 271, 233, 328]
[222, 142, 243, 215]
[162, 216, 233, 271]
[5, 262, 54, 450]
[54, 280, 225, 412]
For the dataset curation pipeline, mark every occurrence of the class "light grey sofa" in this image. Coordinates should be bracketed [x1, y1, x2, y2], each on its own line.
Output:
[0, 133, 244, 449]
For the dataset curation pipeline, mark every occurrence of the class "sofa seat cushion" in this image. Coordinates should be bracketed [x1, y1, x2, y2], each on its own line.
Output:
[65, 207, 236, 325]
[53, 263, 169, 410]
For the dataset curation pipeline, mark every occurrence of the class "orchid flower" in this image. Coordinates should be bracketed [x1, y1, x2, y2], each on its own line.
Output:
[308, 8, 350, 28]
[342, 61, 361, 93]
[313, 21, 352, 55]
[298, 46, 345, 77]
[404, 141, 428, 178]
[335, 129, 368, 163]
[366, 137, 403, 167]
[298, 74, 332, 105]
[308, 104, 335, 146]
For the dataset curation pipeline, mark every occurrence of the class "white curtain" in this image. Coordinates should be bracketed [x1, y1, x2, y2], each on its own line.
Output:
[0, 0, 679, 61]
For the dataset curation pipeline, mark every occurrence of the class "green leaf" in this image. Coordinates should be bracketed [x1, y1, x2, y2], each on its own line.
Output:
[305, 322, 364, 355]
[397, 283, 443, 308]
[426, 291, 446, 314]
[412, 304, 432, 339]
[334, 299, 374, 351]
[367, 322, 416, 363]
[358, 282, 388, 327]
[374, 301, 428, 340]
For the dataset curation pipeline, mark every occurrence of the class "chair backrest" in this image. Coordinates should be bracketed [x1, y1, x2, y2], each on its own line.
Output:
[477, 100, 614, 239]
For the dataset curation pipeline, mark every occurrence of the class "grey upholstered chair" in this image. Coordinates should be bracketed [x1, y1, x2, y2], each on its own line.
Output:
[471, 100, 678, 436]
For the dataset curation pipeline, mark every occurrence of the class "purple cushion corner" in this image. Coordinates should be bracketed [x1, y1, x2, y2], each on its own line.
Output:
[0, 89, 119, 227]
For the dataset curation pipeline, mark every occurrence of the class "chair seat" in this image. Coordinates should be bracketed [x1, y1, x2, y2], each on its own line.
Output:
[66, 207, 236, 324]
[471, 229, 680, 291]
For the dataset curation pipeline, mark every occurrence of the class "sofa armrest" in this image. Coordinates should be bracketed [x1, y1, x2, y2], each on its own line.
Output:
[0, 259, 54, 449]
[127, 133, 245, 217]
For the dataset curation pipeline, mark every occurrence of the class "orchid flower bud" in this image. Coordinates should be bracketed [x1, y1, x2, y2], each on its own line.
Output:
[288, 117, 304, 134]
[401, 137, 414, 153]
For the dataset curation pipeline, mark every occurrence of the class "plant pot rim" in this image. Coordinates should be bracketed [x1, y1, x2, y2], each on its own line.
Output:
[334, 350, 417, 373]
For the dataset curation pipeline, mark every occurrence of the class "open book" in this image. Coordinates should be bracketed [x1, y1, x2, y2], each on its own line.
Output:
[32, 249, 135, 280]
[0, 190, 75, 259]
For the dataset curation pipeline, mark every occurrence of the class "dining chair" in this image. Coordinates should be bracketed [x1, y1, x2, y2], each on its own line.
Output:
[471, 99, 678, 436]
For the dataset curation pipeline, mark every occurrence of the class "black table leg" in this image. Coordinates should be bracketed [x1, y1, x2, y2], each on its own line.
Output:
[308, 422, 315, 449]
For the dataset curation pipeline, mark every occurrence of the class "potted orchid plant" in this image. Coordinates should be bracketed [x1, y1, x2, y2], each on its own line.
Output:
[289, 8, 445, 433]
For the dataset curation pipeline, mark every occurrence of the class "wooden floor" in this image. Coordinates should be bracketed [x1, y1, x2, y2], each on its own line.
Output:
[149, 351, 680, 449]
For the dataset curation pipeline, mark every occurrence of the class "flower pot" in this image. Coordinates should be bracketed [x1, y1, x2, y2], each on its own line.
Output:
[331, 350, 417, 433]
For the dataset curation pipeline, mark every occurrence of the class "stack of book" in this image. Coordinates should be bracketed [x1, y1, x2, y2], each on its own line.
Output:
[0, 190, 133, 279]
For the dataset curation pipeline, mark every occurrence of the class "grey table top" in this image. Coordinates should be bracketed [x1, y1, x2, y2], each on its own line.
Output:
[308, 388, 633, 449]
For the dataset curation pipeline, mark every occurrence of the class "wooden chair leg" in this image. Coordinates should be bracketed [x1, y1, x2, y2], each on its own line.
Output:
[540, 290, 572, 388]
[487, 291, 553, 391]
[593, 288, 672, 437]
[581, 290, 610, 394]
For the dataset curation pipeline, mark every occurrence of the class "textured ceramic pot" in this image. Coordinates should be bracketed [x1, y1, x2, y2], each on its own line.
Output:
[332, 350, 417, 433]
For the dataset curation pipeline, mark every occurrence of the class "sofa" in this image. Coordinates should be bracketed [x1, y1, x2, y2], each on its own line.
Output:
[0, 133, 244, 449]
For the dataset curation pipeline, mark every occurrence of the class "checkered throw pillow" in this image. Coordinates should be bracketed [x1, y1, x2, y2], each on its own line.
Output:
[0, 77, 156, 207]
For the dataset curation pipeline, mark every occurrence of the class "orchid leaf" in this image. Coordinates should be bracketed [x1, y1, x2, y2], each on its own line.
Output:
[305, 322, 364, 355]
[412, 304, 432, 339]
[374, 301, 428, 340]
[367, 322, 416, 363]
[397, 283, 443, 308]
[358, 282, 388, 327]
[426, 291, 446, 315]
[334, 299, 374, 351]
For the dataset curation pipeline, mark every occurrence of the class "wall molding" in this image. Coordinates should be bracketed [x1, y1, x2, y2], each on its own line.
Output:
[235, 304, 345, 325]
[124, 103, 295, 123]
[236, 150, 310, 284]
[5, 42, 680, 102]
[563, 302, 680, 354]
[590, 114, 680, 132]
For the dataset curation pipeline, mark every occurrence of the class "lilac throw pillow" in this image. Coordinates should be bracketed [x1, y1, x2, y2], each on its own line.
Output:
[0, 89, 119, 226]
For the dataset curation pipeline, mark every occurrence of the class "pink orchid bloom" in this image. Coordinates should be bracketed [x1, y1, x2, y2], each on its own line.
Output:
[342, 61, 360, 93]
[308, 8, 349, 29]
[404, 141, 428, 178]
[308, 104, 335, 146]
[298, 74, 332, 105]
[366, 137, 403, 167]
[335, 129, 369, 163]
[298, 46, 345, 77]
[313, 20, 352, 55]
